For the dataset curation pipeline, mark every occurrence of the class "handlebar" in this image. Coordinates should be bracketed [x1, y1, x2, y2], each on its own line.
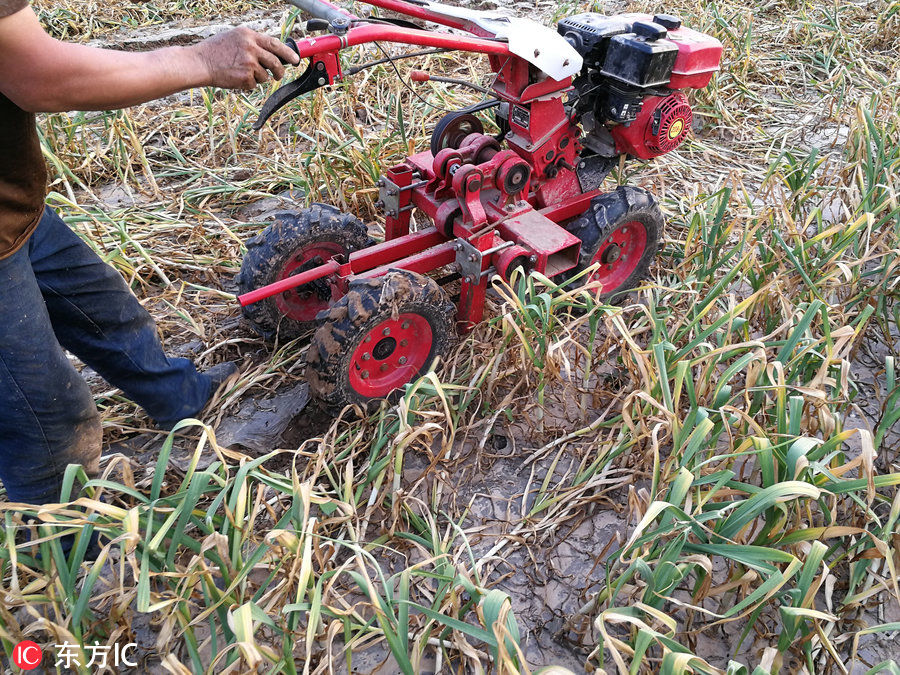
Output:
[285, 0, 354, 25]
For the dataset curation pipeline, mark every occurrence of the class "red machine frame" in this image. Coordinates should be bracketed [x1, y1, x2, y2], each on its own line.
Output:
[237, 0, 606, 330]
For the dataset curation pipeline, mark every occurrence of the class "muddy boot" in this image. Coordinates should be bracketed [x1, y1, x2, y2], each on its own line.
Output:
[204, 361, 240, 391]
[156, 362, 240, 431]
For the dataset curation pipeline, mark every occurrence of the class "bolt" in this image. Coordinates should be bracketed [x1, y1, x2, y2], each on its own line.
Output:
[318, 77, 327, 86]
[579, 161, 586, 169]
[362, 353, 371, 361]
[374, 200, 384, 208]
[388, 188, 397, 196]
[365, 335, 371, 343]
[398, 356, 408, 365]
[376, 178, 385, 187]
[506, 203, 514, 211]
[401, 321, 410, 329]
[454, 242, 462, 251]
[469, 254, 478, 262]
[361, 370, 369, 379]
[400, 339, 408, 347]
[317, 62, 326, 71]
[621, 228, 627, 234]
[382, 327, 391, 336]
[529, 255, 538, 263]
[463, 276, 472, 284]
[380, 363, 389, 372]
[611, 107, 617, 114]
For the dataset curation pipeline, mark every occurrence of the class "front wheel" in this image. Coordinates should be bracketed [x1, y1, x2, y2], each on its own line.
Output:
[564, 186, 662, 301]
[306, 270, 456, 410]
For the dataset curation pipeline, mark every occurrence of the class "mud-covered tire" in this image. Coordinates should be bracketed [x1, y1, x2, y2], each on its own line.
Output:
[564, 186, 662, 302]
[237, 204, 372, 341]
[307, 270, 456, 411]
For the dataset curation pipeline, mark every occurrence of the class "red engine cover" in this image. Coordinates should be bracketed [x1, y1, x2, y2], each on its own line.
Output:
[611, 92, 692, 160]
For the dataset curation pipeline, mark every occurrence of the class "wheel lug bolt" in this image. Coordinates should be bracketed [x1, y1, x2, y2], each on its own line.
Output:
[398, 356, 407, 365]
[380, 363, 389, 372]
[361, 370, 369, 379]
[400, 339, 408, 347]
[401, 321, 410, 329]
[382, 328, 390, 336]
[362, 353, 370, 361]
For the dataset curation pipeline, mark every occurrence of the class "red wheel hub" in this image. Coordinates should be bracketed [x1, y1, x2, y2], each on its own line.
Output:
[348, 313, 434, 398]
[589, 221, 647, 293]
[275, 242, 343, 322]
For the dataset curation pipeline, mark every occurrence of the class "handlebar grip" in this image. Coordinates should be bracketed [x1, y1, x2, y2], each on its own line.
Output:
[285, 0, 350, 25]
[278, 37, 300, 65]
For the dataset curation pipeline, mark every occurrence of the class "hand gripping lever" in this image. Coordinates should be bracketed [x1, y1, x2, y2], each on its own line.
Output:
[253, 40, 340, 130]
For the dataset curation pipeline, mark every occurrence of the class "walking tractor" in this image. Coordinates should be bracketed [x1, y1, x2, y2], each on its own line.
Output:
[236, 0, 722, 409]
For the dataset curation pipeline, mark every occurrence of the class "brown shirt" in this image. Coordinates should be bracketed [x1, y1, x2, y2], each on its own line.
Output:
[0, 0, 47, 260]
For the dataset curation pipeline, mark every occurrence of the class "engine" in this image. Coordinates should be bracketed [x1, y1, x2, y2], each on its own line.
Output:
[557, 12, 722, 160]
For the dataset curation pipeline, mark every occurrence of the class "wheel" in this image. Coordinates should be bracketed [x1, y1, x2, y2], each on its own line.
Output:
[307, 270, 456, 410]
[430, 112, 484, 156]
[564, 186, 662, 301]
[237, 205, 372, 341]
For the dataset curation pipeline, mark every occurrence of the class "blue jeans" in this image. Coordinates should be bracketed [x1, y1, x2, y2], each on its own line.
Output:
[0, 207, 211, 504]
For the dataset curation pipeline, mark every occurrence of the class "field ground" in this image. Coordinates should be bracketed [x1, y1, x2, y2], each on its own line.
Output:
[1, 0, 899, 673]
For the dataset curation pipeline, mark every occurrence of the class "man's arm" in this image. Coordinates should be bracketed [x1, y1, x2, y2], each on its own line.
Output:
[0, 6, 300, 113]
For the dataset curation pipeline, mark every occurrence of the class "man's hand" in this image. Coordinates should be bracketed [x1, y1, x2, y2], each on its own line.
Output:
[0, 6, 302, 112]
[194, 27, 300, 91]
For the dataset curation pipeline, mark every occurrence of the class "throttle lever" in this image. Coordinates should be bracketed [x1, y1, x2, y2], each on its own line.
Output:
[306, 18, 330, 31]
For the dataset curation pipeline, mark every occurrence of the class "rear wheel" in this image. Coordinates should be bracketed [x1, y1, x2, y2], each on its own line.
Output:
[564, 186, 662, 301]
[237, 205, 372, 340]
[307, 270, 456, 410]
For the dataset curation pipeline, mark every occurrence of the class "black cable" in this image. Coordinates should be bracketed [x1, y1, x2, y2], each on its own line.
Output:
[373, 42, 483, 114]
[344, 47, 450, 76]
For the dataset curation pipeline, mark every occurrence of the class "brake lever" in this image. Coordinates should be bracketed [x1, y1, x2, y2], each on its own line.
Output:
[254, 51, 337, 130]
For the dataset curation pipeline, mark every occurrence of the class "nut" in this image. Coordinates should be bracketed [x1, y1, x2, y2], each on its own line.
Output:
[398, 356, 408, 365]
[361, 370, 369, 379]
[382, 327, 391, 336]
